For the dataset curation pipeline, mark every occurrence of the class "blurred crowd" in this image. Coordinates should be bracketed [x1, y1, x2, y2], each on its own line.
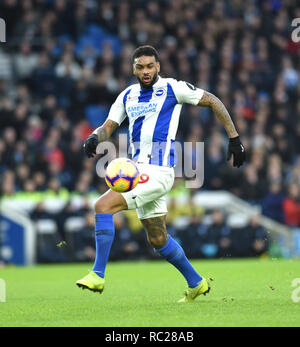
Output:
[1, 0, 300, 261]
[34, 204, 270, 263]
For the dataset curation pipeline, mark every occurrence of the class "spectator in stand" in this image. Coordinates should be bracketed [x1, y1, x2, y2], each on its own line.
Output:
[55, 52, 82, 81]
[30, 52, 57, 98]
[177, 213, 203, 259]
[262, 182, 285, 223]
[211, 210, 233, 258]
[73, 210, 96, 262]
[203, 134, 226, 190]
[283, 182, 300, 227]
[110, 213, 150, 261]
[198, 209, 232, 259]
[240, 164, 267, 204]
[247, 214, 269, 257]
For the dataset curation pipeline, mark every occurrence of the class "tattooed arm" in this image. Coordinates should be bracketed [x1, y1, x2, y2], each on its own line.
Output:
[83, 119, 119, 158]
[198, 91, 238, 139]
[198, 91, 246, 167]
[92, 119, 119, 142]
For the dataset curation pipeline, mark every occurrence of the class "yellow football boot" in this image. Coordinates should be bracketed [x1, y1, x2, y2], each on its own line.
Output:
[76, 271, 105, 294]
[178, 278, 210, 303]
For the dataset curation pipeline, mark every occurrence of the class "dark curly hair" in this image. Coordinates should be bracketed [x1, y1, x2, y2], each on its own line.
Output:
[132, 45, 159, 63]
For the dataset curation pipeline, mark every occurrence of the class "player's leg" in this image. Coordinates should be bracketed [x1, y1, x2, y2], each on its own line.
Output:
[141, 214, 210, 302]
[94, 188, 128, 215]
[141, 215, 201, 285]
[92, 189, 127, 277]
[141, 215, 168, 249]
[80, 162, 170, 291]
[76, 189, 127, 292]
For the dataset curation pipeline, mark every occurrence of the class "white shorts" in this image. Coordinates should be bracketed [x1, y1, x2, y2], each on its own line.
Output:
[121, 163, 175, 220]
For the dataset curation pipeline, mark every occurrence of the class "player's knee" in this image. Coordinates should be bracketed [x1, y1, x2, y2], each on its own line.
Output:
[147, 232, 168, 249]
[94, 193, 127, 214]
[94, 199, 113, 214]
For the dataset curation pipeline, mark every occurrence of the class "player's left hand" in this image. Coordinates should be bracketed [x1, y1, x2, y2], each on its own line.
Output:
[227, 136, 246, 168]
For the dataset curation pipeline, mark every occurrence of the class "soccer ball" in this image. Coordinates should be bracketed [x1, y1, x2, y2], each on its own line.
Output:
[105, 158, 140, 192]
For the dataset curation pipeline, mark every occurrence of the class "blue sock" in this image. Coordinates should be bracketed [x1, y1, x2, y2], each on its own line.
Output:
[155, 235, 202, 288]
[92, 213, 115, 278]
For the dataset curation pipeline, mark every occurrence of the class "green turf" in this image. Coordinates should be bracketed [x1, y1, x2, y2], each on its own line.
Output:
[0, 258, 299, 327]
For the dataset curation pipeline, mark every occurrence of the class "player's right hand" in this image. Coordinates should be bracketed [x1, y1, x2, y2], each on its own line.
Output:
[83, 133, 98, 158]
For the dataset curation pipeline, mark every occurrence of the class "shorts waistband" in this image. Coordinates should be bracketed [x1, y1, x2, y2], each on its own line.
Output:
[136, 161, 175, 169]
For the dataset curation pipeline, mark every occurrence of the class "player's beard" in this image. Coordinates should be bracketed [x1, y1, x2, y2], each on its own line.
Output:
[138, 71, 159, 89]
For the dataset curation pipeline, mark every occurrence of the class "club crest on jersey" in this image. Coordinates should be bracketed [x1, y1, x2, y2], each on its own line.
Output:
[154, 88, 166, 98]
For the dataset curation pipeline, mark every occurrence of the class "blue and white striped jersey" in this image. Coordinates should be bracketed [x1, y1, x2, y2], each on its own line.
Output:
[107, 76, 204, 167]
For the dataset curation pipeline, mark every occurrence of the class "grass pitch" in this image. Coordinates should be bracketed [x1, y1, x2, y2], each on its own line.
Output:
[0, 258, 299, 327]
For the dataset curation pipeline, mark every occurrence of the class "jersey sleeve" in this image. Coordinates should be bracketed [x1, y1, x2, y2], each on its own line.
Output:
[171, 80, 205, 105]
[106, 89, 127, 125]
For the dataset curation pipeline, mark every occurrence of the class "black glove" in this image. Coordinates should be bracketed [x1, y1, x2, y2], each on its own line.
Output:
[227, 136, 246, 168]
[83, 133, 98, 158]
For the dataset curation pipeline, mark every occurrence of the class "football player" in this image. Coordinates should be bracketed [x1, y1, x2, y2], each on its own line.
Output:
[76, 46, 246, 302]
